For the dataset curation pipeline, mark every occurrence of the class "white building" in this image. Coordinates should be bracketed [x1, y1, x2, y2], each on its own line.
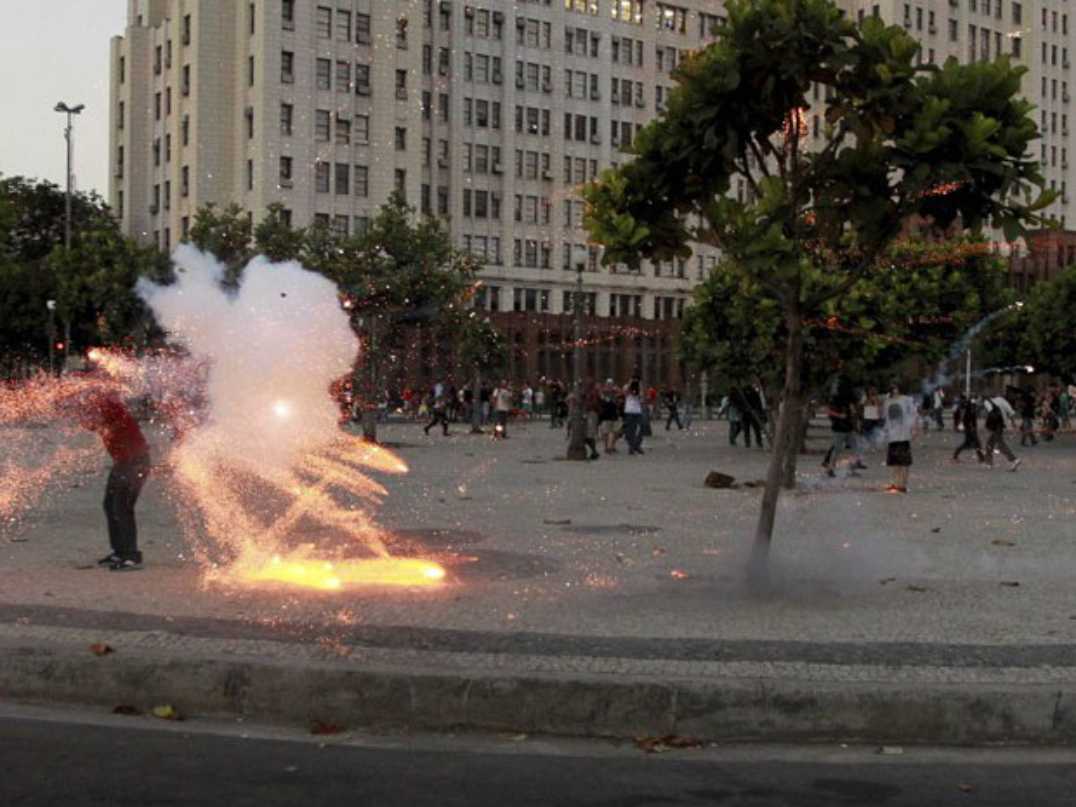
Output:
[109, 0, 1070, 323]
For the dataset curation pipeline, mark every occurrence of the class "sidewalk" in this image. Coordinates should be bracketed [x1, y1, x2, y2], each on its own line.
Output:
[2, 419, 1075, 743]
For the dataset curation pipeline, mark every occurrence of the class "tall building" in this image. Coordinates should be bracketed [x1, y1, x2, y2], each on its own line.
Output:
[109, 1, 1070, 384]
[109, 0, 723, 327]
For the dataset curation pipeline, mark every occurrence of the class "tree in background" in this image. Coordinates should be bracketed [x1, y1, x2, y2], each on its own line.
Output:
[0, 176, 171, 373]
[1017, 265, 1076, 383]
[187, 202, 253, 286]
[584, 0, 1051, 578]
[456, 311, 508, 433]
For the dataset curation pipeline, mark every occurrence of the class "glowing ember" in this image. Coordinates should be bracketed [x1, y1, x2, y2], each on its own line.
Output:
[272, 400, 292, 419]
[230, 553, 446, 590]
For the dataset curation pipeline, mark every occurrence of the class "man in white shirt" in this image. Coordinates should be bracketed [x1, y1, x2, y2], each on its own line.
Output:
[492, 380, 513, 438]
[883, 385, 919, 493]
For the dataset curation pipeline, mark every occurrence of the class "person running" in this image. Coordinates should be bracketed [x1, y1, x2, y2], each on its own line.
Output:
[663, 387, 684, 431]
[78, 390, 152, 571]
[952, 396, 986, 463]
[423, 388, 450, 436]
[883, 385, 918, 493]
[622, 377, 645, 455]
[984, 395, 1021, 471]
[823, 395, 856, 477]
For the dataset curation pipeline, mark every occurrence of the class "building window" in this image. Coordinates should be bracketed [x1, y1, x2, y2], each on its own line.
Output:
[356, 13, 371, 44]
[246, 159, 254, 191]
[182, 14, 191, 45]
[248, 56, 255, 87]
[315, 109, 330, 141]
[335, 163, 350, 195]
[279, 156, 293, 183]
[181, 115, 189, 145]
[282, 0, 295, 30]
[395, 169, 406, 199]
[281, 51, 294, 83]
[335, 60, 350, 91]
[395, 126, 407, 150]
[315, 162, 330, 193]
[336, 9, 351, 41]
[117, 100, 124, 129]
[336, 117, 350, 144]
[355, 114, 369, 143]
[280, 103, 293, 135]
[316, 58, 331, 90]
[316, 6, 331, 38]
[181, 165, 189, 197]
[354, 165, 368, 197]
[610, 0, 643, 24]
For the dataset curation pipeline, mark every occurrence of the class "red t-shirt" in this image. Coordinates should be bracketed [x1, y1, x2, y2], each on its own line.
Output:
[84, 395, 149, 463]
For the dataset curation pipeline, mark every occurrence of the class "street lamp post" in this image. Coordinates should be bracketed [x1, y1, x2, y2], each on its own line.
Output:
[46, 300, 57, 375]
[567, 262, 588, 460]
[54, 101, 84, 372]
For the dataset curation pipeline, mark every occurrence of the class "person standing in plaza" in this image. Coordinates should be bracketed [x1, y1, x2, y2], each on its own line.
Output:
[78, 389, 152, 571]
[663, 387, 684, 431]
[622, 377, 646, 455]
[725, 389, 743, 446]
[423, 388, 450, 436]
[492, 379, 513, 438]
[861, 386, 884, 448]
[952, 395, 986, 464]
[1019, 387, 1039, 447]
[521, 383, 534, 418]
[583, 381, 602, 460]
[822, 394, 856, 477]
[883, 385, 918, 493]
[598, 380, 621, 453]
[984, 395, 1021, 471]
[740, 385, 766, 449]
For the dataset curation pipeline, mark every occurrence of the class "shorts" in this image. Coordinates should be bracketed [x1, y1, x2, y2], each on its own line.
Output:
[599, 420, 619, 438]
[886, 441, 912, 467]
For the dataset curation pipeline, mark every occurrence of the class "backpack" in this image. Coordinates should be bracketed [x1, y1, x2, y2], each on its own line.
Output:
[986, 405, 1004, 432]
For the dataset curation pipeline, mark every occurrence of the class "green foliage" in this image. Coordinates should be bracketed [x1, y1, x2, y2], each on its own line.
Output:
[188, 202, 253, 284]
[0, 176, 171, 367]
[254, 203, 306, 263]
[457, 312, 507, 373]
[1018, 266, 1076, 381]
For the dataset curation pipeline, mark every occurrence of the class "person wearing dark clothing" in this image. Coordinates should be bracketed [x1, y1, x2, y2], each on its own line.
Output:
[985, 398, 1021, 471]
[952, 397, 985, 463]
[740, 386, 765, 448]
[79, 392, 151, 571]
[822, 397, 855, 476]
[1019, 388, 1038, 447]
[423, 393, 450, 436]
[663, 388, 683, 431]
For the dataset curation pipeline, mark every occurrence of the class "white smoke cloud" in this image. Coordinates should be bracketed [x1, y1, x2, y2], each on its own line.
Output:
[137, 245, 357, 471]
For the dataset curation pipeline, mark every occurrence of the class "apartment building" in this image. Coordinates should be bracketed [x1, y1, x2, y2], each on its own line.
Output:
[108, 0, 730, 333]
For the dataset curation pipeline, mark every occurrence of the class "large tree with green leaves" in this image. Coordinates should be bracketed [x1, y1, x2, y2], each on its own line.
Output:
[584, 0, 1051, 577]
[1018, 264, 1076, 382]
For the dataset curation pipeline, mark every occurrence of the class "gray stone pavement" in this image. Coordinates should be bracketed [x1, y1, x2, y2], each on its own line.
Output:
[2, 417, 1076, 742]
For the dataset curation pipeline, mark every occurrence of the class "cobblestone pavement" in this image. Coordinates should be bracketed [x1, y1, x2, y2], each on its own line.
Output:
[3, 417, 1076, 659]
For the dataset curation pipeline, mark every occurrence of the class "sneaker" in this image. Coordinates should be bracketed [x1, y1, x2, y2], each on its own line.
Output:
[97, 553, 121, 566]
[1009, 458, 1022, 472]
[109, 558, 143, 572]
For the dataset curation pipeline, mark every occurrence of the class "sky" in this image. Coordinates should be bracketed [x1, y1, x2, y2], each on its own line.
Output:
[0, 2, 128, 197]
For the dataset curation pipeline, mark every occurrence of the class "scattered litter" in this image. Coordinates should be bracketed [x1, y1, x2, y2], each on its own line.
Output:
[284, 765, 298, 773]
[635, 735, 703, 754]
[670, 569, 689, 580]
[906, 585, 928, 593]
[999, 581, 1021, 588]
[8, 537, 28, 543]
[651, 547, 667, 557]
[931, 527, 941, 533]
[543, 518, 572, 525]
[151, 705, 181, 721]
[958, 784, 976, 794]
[704, 471, 736, 489]
[310, 720, 345, 735]
[112, 705, 141, 716]
[991, 539, 1016, 547]
[877, 746, 904, 755]
[500, 733, 528, 742]
[879, 577, 896, 585]
[89, 643, 114, 656]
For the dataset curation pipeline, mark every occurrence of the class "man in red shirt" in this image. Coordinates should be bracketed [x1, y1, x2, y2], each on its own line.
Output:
[78, 391, 152, 571]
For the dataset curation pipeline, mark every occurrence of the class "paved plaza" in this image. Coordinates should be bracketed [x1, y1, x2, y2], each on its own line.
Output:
[2, 416, 1076, 742]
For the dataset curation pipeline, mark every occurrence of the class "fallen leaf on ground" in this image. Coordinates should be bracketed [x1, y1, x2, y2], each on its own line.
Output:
[89, 643, 114, 656]
[1000, 581, 1021, 587]
[992, 539, 1017, 547]
[151, 705, 180, 721]
[906, 585, 928, 593]
[112, 705, 141, 716]
[635, 735, 703, 754]
[310, 720, 345, 735]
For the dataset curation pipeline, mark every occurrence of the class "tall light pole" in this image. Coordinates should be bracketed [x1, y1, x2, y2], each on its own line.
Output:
[567, 262, 588, 460]
[54, 101, 83, 371]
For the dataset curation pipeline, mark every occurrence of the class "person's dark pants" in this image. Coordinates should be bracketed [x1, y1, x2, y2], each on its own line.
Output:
[985, 430, 1016, 463]
[1020, 416, 1038, 446]
[729, 420, 743, 446]
[495, 410, 509, 437]
[104, 454, 150, 561]
[665, 406, 683, 430]
[623, 413, 643, 453]
[953, 430, 985, 462]
[425, 411, 449, 435]
[743, 415, 763, 448]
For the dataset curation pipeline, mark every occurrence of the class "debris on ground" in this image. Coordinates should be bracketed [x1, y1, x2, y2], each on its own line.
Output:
[89, 643, 114, 656]
[635, 735, 704, 754]
[704, 471, 736, 489]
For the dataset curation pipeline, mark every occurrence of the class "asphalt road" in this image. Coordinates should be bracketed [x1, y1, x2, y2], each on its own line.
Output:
[2, 704, 1075, 806]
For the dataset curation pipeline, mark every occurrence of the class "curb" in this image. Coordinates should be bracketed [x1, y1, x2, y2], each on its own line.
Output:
[3, 640, 1075, 745]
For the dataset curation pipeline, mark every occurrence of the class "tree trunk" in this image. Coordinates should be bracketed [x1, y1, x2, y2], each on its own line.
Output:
[471, 367, 483, 433]
[361, 409, 378, 443]
[748, 299, 804, 584]
[780, 391, 805, 490]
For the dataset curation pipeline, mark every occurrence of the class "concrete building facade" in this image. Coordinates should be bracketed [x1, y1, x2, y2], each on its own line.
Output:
[109, 0, 1073, 387]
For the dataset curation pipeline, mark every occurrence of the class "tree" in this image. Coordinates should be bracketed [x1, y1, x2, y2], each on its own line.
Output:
[188, 202, 253, 285]
[1019, 265, 1076, 382]
[321, 194, 479, 442]
[584, 0, 1050, 579]
[254, 203, 306, 263]
[456, 312, 507, 433]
